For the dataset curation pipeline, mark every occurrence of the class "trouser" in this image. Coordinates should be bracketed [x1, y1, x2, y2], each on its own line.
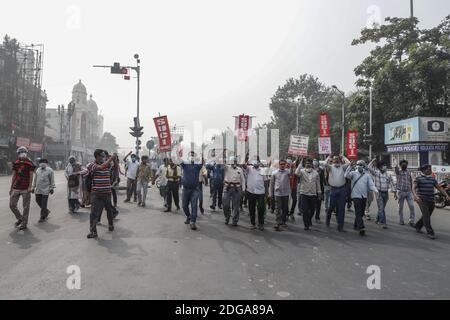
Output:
[36, 194, 50, 219]
[366, 191, 374, 212]
[416, 201, 435, 235]
[126, 178, 137, 201]
[352, 198, 367, 231]
[289, 188, 297, 215]
[314, 196, 322, 220]
[166, 181, 180, 210]
[212, 180, 224, 208]
[346, 182, 352, 209]
[182, 187, 200, 224]
[275, 196, 289, 225]
[111, 188, 118, 206]
[90, 193, 114, 233]
[137, 180, 149, 204]
[9, 190, 31, 226]
[300, 194, 317, 228]
[326, 186, 346, 228]
[398, 191, 415, 223]
[159, 185, 168, 205]
[376, 191, 389, 224]
[247, 192, 265, 226]
[324, 185, 331, 211]
[82, 189, 91, 207]
[69, 199, 80, 212]
[223, 187, 242, 224]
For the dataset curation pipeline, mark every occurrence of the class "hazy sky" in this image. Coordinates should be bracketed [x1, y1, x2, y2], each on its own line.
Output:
[2, 0, 449, 150]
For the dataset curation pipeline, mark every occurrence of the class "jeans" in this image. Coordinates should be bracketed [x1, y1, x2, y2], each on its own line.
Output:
[198, 184, 204, 209]
[324, 186, 331, 211]
[9, 190, 31, 226]
[247, 192, 265, 226]
[223, 187, 242, 224]
[90, 193, 114, 233]
[137, 180, 149, 204]
[68, 199, 80, 213]
[166, 181, 180, 210]
[397, 191, 415, 223]
[376, 191, 389, 224]
[182, 186, 200, 224]
[111, 188, 118, 206]
[275, 196, 289, 225]
[352, 198, 367, 231]
[36, 194, 50, 219]
[126, 178, 137, 201]
[416, 201, 435, 235]
[289, 188, 297, 215]
[159, 185, 168, 205]
[300, 194, 317, 228]
[211, 179, 224, 208]
[326, 186, 346, 228]
[314, 196, 322, 220]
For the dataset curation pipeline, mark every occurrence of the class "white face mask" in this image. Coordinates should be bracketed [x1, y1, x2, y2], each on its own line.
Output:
[39, 163, 47, 169]
[18, 153, 27, 159]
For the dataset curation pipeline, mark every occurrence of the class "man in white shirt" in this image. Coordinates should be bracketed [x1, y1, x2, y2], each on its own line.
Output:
[245, 159, 267, 231]
[154, 158, 169, 208]
[223, 156, 246, 226]
[123, 151, 139, 203]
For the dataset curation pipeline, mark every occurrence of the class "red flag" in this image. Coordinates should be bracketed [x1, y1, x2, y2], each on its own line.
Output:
[346, 130, 358, 160]
[237, 115, 250, 142]
[153, 116, 172, 152]
[319, 112, 330, 137]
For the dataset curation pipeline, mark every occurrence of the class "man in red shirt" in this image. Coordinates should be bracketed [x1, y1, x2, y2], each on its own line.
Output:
[9, 147, 36, 230]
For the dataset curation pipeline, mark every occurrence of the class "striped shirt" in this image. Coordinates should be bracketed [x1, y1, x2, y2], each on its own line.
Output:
[414, 175, 438, 203]
[87, 162, 112, 194]
[394, 167, 413, 192]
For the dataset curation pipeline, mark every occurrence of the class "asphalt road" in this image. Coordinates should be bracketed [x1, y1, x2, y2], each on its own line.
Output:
[0, 171, 449, 300]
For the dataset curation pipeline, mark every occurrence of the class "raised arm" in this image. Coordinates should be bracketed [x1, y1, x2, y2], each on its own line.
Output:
[368, 159, 378, 176]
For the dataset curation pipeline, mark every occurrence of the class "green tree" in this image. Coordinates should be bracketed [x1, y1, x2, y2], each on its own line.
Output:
[97, 132, 119, 154]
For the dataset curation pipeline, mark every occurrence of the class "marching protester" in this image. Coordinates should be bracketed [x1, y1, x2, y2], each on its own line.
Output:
[413, 164, 450, 240]
[180, 152, 203, 230]
[164, 159, 181, 212]
[86, 150, 117, 239]
[394, 160, 416, 226]
[313, 159, 325, 224]
[368, 159, 395, 229]
[324, 155, 351, 232]
[65, 156, 83, 214]
[270, 159, 291, 232]
[111, 153, 121, 208]
[245, 159, 267, 230]
[32, 158, 55, 223]
[207, 160, 225, 211]
[198, 165, 208, 214]
[223, 156, 246, 226]
[123, 151, 139, 203]
[345, 160, 378, 236]
[295, 158, 322, 231]
[136, 155, 152, 207]
[154, 158, 169, 209]
[9, 147, 36, 230]
[287, 156, 299, 221]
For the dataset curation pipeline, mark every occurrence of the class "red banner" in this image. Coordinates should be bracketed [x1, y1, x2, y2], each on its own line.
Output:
[319, 112, 330, 137]
[16, 137, 30, 148]
[153, 116, 172, 153]
[346, 130, 358, 160]
[236, 115, 250, 142]
[29, 143, 43, 152]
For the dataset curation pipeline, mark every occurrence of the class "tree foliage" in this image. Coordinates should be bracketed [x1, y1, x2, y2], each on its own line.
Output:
[97, 132, 119, 154]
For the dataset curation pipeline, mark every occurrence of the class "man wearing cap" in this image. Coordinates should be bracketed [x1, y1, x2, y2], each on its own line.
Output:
[9, 147, 36, 230]
[32, 158, 55, 223]
[223, 156, 246, 226]
[345, 160, 378, 236]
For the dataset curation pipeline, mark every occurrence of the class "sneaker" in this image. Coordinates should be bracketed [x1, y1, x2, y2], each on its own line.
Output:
[225, 219, 230, 225]
[232, 223, 238, 227]
[87, 232, 98, 239]
[304, 227, 311, 231]
[399, 221, 405, 226]
[108, 225, 114, 232]
[38, 218, 45, 223]
[200, 207, 204, 214]
[289, 216, 295, 222]
[258, 225, 265, 231]
[382, 224, 388, 230]
[184, 218, 191, 225]
[18, 225, 27, 231]
[274, 225, 281, 232]
[164, 209, 172, 213]
[359, 230, 366, 236]
[176, 206, 181, 211]
[427, 233, 436, 240]
[337, 226, 346, 232]
[251, 224, 257, 230]
[142, 203, 146, 208]
[365, 215, 372, 221]
[137, 202, 142, 207]
[416, 228, 424, 234]
[190, 224, 197, 231]
[218, 205, 223, 210]
[14, 220, 22, 228]
[210, 205, 215, 211]
[124, 199, 130, 203]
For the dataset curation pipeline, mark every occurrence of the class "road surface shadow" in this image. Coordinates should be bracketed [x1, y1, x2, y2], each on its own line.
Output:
[96, 226, 148, 258]
[34, 221, 61, 233]
[8, 229, 41, 249]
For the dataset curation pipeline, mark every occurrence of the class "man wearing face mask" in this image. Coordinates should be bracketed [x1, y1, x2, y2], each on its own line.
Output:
[245, 159, 267, 230]
[295, 158, 322, 231]
[64, 156, 83, 214]
[32, 159, 55, 223]
[223, 156, 246, 227]
[165, 159, 181, 212]
[312, 159, 325, 224]
[180, 152, 203, 230]
[368, 158, 395, 229]
[9, 147, 36, 230]
[270, 159, 291, 231]
[324, 155, 351, 232]
[345, 160, 379, 236]
[394, 160, 415, 226]
[123, 151, 139, 203]
[286, 156, 299, 220]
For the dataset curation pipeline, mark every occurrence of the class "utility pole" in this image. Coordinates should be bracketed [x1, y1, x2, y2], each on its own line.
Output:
[93, 53, 142, 156]
[410, 0, 414, 18]
[332, 85, 345, 155]
[369, 87, 373, 159]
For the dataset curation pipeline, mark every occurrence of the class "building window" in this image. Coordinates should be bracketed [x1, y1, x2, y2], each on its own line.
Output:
[391, 152, 420, 169]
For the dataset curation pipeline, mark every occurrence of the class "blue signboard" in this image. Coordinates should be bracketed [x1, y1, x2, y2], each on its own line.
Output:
[385, 117, 420, 145]
[387, 143, 448, 153]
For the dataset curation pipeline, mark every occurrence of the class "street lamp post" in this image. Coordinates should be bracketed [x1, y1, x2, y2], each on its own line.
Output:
[332, 85, 345, 155]
[134, 54, 141, 157]
[67, 101, 76, 159]
[369, 87, 373, 159]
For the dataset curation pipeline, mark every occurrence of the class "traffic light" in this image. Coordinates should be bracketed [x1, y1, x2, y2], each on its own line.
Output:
[130, 117, 144, 138]
[111, 62, 122, 74]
